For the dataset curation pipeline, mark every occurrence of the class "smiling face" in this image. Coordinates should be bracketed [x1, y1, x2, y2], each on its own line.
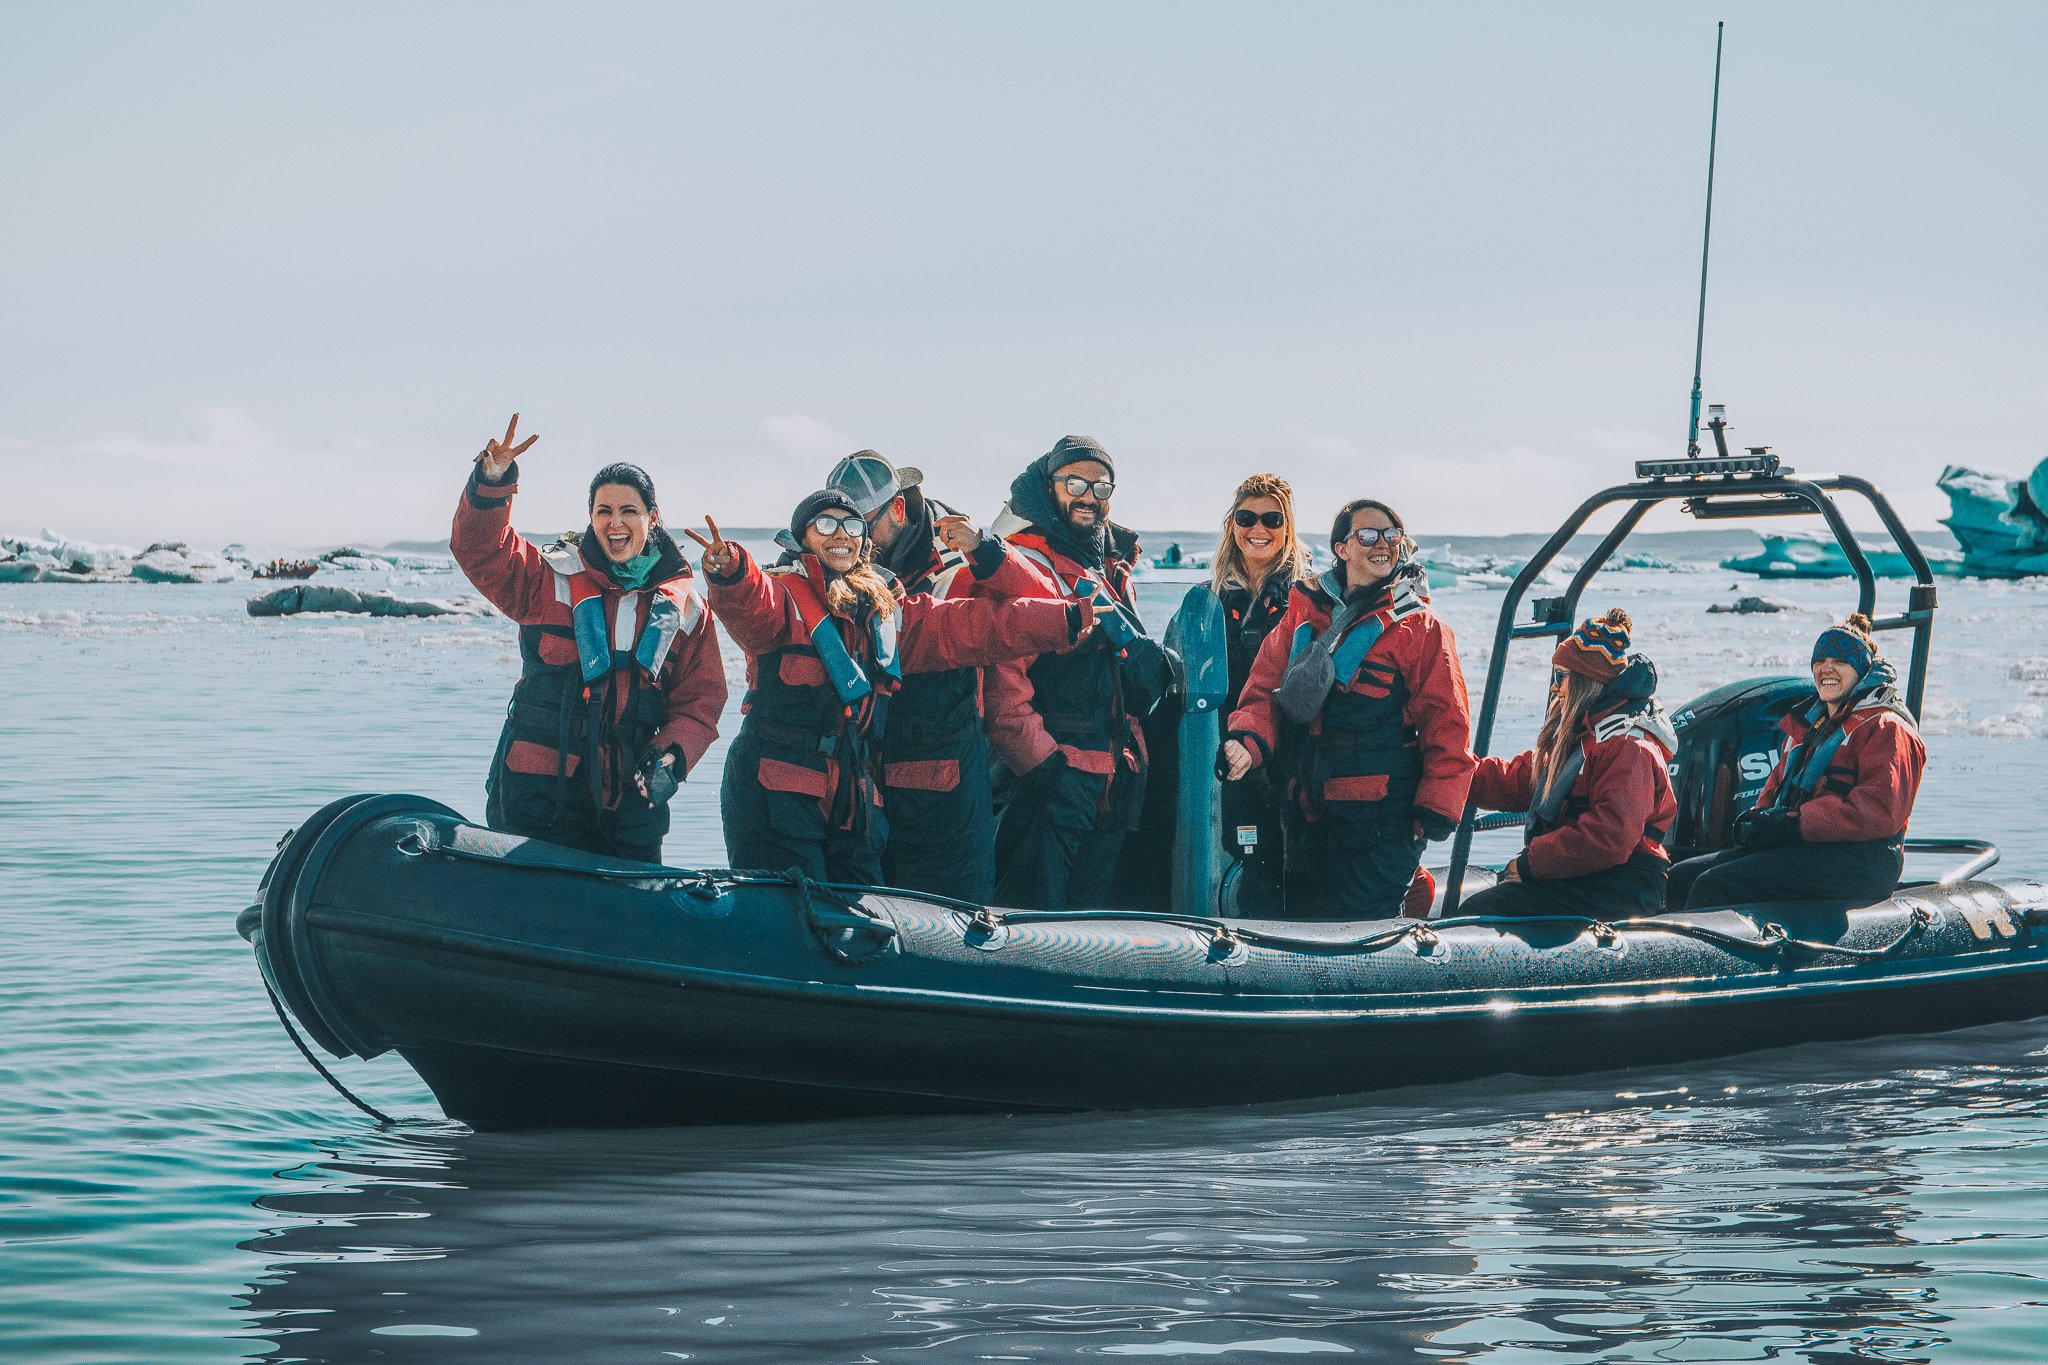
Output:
[1333, 505, 1401, 590]
[1051, 460, 1113, 534]
[590, 483, 657, 563]
[1812, 655, 1860, 709]
[802, 505, 864, 574]
[1231, 495, 1285, 576]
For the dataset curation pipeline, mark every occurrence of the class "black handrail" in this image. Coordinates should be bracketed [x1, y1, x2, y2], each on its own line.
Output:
[1440, 468, 1937, 915]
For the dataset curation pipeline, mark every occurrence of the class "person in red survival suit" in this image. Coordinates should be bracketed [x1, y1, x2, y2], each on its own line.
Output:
[692, 491, 1094, 885]
[1220, 498, 1474, 919]
[984, 436, 1175, 912]
[1459, 609, 1680, 918]
[1668, 612, 1927, 911]
[824, 451, 1053, 902]
[453, 414, 728, 865]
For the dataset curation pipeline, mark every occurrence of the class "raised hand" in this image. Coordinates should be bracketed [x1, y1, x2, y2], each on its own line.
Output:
[682, 517, 737, 576]
[935, 513, 983, 555]
[476, 413, 538, 481]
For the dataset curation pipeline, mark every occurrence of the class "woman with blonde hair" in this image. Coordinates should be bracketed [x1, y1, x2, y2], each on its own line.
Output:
[1222, 497, 1474, 918]
[1208, 474, 1315, 899]
[1459, 609, 1678, 917]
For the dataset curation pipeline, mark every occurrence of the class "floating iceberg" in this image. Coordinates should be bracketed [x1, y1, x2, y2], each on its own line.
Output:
[1938, 459, 2048, 577]
[247, 584, 489, 618]
[1720, 528, 1964, 580]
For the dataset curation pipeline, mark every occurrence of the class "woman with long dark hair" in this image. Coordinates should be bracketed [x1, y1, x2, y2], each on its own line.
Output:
[1220, 497, 1474, 918]
[1459, 609, 1678, 917]
[1668, 613, 1925, 911]
[452, 414, 728, 864]
[693, 490, 1093, 884]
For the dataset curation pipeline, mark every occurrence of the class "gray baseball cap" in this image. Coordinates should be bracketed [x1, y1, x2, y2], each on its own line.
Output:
[826, 449, 924, 517]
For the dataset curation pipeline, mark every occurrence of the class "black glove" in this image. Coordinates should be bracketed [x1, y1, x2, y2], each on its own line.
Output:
[638, 749, 680, 805]
[1025, 749, 1070, 795]
[1733, 806, 1799, 850]
[1415, 808, 1459, 843]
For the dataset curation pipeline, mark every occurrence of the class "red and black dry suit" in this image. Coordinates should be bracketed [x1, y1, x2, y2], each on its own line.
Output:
[1216, 568, 1298, 903]
[706, 544, 1089, 885]
[874, 507, 1051, 902]
[1461, 662, 1680, 918]
[453, 462, 728, 863]
[1228, 565, 1475, 918]
[1671, 659, 1926, 910]
[985, 494, 1173, 913]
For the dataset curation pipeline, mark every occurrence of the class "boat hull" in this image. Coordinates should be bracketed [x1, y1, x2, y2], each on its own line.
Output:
[246, 794, 2048, 1130]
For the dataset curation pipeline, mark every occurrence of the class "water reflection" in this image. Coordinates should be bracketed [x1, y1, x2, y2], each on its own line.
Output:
[236, 1027, 2048, 1363]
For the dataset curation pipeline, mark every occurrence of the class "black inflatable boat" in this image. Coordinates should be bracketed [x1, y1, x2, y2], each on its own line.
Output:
[242, 444, 2048, 1129]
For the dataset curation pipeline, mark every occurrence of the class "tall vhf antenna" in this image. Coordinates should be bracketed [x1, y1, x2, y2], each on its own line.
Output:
[1686, 21, 1725, 457]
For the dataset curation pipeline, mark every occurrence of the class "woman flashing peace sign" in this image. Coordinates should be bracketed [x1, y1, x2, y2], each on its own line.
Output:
[452, 414, 728, 863]
[693, 488, 1095, 887]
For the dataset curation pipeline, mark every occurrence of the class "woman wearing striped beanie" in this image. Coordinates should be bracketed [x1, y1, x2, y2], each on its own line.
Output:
[1460, 608, 1679, 918]
[1667, 612, 1926, 911]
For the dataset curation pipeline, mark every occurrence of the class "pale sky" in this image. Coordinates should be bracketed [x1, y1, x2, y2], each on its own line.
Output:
[2, 1, 2042, 546]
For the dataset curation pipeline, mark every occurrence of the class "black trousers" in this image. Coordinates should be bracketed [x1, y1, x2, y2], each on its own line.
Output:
[719, 731, 886, 885]
[993, 760, 1145, 912]
[881, 737, 997, 904]
[1458, 855, 1668, 919]
[1221, 765, 1288, 915]
[486, 762, 669, 865]
[1285, 801, 1426, 921]
[1667, 837, 1905, 912]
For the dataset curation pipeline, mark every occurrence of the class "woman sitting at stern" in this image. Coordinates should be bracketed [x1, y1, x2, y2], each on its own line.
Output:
[1210, 473, 1313, 901]
[453, 415, 728, 864]
[1220, 498, 1474, 919]
[1668, 613, 1925, 912]
[693, 491, 1093, 885]
[1460, 610, 1678, 918]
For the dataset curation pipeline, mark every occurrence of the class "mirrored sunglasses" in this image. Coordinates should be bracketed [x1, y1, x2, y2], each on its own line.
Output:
[1058, 475, 1115, 500]
[1345, 526, 1402, 547]
[808, 514, 868, 538]
[1232, 509, 1286, 529]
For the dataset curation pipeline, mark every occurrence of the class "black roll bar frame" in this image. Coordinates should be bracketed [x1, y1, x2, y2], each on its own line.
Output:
[1439, 469, 1939, 916]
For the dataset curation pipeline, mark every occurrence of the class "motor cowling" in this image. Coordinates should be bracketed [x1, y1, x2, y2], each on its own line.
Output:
[1666, 675, 1811, 860]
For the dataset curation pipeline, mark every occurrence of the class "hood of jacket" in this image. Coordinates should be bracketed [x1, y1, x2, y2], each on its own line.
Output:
[1001, 453, 1137, 572]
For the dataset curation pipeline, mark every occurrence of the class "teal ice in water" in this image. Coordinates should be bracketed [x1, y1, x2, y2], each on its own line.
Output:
[3, 565, 2048, 1363]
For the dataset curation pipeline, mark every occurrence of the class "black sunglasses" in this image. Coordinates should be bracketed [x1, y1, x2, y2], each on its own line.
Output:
[808, 514, 867, 538]
[1232, 509, 1286, 530]
[1057, 475, 1115, 500]
[1344, 526, 1402, 547]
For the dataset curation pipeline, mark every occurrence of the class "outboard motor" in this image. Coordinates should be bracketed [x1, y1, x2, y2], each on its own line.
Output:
[1666, 675, 1811, 859]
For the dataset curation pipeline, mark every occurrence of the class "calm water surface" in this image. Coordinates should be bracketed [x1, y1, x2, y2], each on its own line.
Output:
[4, 565, 2047, 1363]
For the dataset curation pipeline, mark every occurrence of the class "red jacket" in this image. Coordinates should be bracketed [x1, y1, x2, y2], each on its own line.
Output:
[1471, 708, 1678, 882]
[1755, 703, 1925, 842]
[1227, 577, 1475, 827]
[704, 544, 1088, 690]
[452, 466, 728, 796]
[983, 531, 1160, 776]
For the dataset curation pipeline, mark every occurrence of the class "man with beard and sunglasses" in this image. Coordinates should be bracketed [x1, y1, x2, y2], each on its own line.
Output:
[985, 435, 1174, 911]
[824, 450, 1054, 902]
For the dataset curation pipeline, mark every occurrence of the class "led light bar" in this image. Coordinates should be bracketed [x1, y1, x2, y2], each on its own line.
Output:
[1636, 452, 1780, 480]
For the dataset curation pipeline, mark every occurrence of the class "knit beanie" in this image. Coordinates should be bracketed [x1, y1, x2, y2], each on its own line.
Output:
[790, 489, 862, 544]
[1812, 613, 1877, 678]
[1046, 434, 1113, 480]
[1553, 608, 1632, 684]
